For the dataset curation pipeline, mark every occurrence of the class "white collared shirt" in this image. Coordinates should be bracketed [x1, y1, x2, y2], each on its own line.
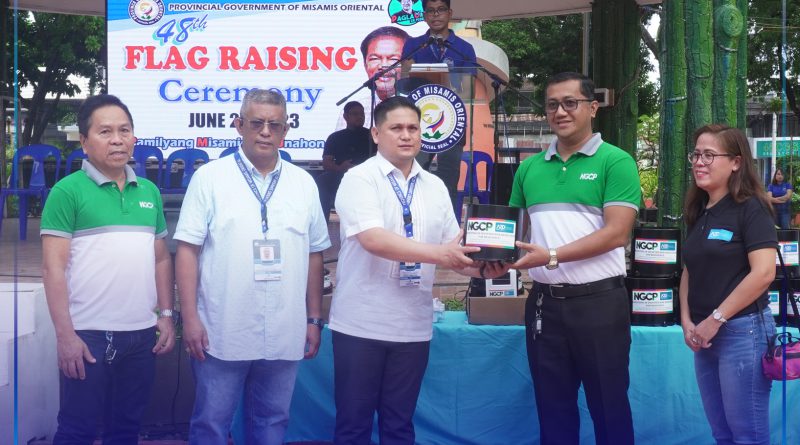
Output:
[329, 153, 459, 342]
[174, 152, 331, 360]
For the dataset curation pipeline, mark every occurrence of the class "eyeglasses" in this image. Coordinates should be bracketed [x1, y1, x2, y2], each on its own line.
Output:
[241, 118, 286, 134]
[424, 7, 450, 15]
[545, 99, 594, 113]
[687, 151, 735, 166]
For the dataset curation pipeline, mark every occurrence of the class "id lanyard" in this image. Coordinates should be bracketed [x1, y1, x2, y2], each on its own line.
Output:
[387, 172, 418, 238]
[234, 152, 281, 236]
[429, 37, 447, 62]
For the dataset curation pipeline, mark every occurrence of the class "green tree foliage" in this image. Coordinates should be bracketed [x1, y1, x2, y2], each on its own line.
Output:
[640, 169, 658, 200]
[4, 12, 105, 146]
[482, 14, 659, 116]
[638, 53, 660, 117]
[482, 16, 583, 92]
[748, 0, 800, 115]
[481, 16, 582, 114]
[638, 114, 660, 201]
[637, 113, 660, 168]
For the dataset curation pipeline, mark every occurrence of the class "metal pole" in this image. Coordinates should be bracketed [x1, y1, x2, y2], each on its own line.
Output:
[582, 13, 590, 76]
[772, 111, 777, 180]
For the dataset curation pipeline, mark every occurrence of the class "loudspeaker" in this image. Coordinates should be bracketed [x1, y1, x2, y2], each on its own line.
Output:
[491, 162, 517, 205]
[140, 339, 194, 436]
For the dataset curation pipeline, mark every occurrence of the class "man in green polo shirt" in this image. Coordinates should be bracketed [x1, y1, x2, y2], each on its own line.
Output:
[40, 94, 175, 444]
[510, 72, 640, 445]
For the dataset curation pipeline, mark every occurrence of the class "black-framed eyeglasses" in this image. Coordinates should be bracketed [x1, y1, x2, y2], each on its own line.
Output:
[687, 151, 735, 166]
[241, 118, 286, 134]
[424, 6, 450, 15]
[545, 99, 593, 113]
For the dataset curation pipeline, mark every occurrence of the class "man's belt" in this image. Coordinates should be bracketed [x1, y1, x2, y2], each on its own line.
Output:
[533, 276, 626, 299]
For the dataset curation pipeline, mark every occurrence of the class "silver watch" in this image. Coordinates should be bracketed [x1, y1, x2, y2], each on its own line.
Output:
[545, 248, 559, 270]
[158, 308, 174, 318]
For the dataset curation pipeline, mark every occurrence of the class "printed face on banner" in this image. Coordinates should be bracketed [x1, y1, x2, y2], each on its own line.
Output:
[388, 0, 423, 25]
[365, 36, 406, 101]
[108, 0, 427, 161]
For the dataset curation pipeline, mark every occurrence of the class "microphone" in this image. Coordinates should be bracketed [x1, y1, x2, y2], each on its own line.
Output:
[424, 35, 437, 48]
[432, 35, 445, 49]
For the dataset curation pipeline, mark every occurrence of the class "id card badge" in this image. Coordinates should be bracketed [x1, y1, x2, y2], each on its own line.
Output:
[253, 239, 282, 281]
[398, 261, 421, 287]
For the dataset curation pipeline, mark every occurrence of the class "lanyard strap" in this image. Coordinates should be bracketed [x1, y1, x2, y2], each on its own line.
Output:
[429, 41, 446, 62]
[387, 173, 417, 238]
[235, 152, 281, 234]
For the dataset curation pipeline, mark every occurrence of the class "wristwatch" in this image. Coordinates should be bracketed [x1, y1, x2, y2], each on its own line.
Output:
[158, 308, 174, 319]
[545, 248, 559, 270]
[307, 317, 325, 330]
[712, 309, 727, 323]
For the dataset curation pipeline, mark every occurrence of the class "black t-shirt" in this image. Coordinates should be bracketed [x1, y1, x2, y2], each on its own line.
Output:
[322, 127, 371, 166]
[683, 194, 777, 324]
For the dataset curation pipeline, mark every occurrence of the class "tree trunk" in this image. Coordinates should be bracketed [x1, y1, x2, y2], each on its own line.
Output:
[640, 20, 659, 62]
[1, 0, 8, 196]
[657, 0, 687, 227]
[21, 68, 55, 146]
[712, 0, 744, 127]
[31, 92, 61, 144]
[592, 0, 640, 157]
[685, 0, 713, 139]
[736, 0, 747, 129]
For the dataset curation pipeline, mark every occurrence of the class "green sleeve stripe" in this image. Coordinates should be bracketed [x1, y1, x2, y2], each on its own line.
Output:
[40, 229, 72, 239]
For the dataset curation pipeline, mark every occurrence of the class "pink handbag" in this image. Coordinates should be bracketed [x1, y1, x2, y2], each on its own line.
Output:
[761, 248, 800, 381]
[762, 333, 800, 380]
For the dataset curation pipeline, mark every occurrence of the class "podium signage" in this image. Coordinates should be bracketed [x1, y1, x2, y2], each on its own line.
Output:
[409, 84, 467, 153]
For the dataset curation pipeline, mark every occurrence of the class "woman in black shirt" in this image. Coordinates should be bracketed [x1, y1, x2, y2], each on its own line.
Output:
[680, 124, 777, 445]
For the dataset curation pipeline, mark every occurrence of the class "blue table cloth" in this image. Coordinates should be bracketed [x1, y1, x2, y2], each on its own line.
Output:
[233, 311, 800, 444]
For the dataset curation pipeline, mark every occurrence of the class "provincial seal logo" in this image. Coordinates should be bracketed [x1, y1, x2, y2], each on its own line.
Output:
[409, 84, 466, 154]
[129, 0, 165, 26]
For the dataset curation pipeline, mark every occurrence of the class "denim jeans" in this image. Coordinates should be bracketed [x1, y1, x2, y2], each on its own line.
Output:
[694, 308, 776, 445]
[776, 212, 791, 230]
[189, 353, 299, 445]
[53, 328, 156, 445]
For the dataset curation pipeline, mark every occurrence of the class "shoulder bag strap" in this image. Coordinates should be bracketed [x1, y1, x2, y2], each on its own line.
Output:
[776, 246, 800, 329]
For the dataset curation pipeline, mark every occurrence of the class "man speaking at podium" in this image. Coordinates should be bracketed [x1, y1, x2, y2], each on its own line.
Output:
[400, 0, 477, 217]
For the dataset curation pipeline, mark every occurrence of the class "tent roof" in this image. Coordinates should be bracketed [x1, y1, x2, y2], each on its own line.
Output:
[13, 0, 101, 16]
[453, 0, 661, 20]
[13, 0, 661, 18]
